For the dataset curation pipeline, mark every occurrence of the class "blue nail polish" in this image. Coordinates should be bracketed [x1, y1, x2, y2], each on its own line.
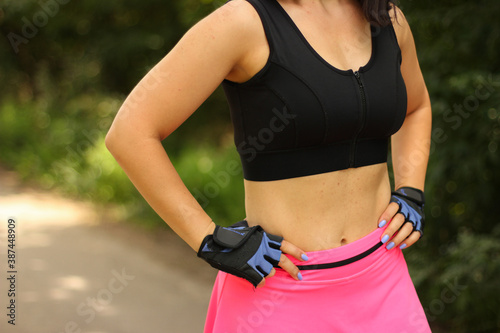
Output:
[386, 242, 395, 250]
[399, 244, 407, 250]
[301, 254, 309, 261]
[381, 234, 390, 244]
[378, 220, 387, 228]
[297, 273, 303, 281]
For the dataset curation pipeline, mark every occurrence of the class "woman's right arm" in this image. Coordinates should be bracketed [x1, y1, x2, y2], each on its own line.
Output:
[105, 2, 257, 251]
[106, 1, 307, 286]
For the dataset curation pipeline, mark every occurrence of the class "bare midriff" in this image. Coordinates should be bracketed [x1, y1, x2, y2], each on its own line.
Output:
[244, 162, 391, 251]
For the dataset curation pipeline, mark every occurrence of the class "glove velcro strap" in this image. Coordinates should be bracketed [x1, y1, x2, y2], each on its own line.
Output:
[213, 224, 260, 249]
[392, 186, 425, 206]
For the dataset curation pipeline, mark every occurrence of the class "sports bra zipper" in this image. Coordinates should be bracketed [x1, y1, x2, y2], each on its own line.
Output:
[350, 71, 367, 167]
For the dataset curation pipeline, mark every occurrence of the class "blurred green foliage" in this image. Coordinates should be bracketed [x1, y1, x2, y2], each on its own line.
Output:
[0, 0, 499, 331]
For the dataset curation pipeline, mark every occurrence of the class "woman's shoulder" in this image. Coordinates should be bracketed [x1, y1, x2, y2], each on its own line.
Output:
[193, 0, 264, 49]
[210, 0, 262, 29]
[388, 4, 413, 51]
[179, 0, 264, 58]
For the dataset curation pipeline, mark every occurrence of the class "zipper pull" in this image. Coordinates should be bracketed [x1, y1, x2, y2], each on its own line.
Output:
[354, 71, 363, 87]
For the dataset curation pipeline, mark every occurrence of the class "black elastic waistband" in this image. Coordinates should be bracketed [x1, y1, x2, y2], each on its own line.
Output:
[296, 242, 383, 271]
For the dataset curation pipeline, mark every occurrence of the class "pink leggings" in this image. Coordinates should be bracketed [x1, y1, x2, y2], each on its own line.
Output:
[203, 225, 431, 332]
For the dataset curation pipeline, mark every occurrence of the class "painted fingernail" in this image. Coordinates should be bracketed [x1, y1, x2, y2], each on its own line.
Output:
[386, 242, 395, 250]
[297, 273, 303, 281]
[399, 244, 407, 250]
[378, 220, 387, 228]
[381, 234, 390, 244]
[301, 254, 309, 261]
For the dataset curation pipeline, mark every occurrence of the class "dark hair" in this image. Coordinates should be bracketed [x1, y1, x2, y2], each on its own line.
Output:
[358, 0, 397, 27]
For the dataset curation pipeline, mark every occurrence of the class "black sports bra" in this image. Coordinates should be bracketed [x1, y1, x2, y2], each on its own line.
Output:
[222, 0, 407, 181]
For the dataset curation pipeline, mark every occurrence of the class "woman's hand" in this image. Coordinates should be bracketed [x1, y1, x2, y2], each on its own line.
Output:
[257, 239, 308, 288]
[198, 220, 308, 288]
[377, 187, 425, 251]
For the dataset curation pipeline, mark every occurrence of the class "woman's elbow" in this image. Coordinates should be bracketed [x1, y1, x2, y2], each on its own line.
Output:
[105, 123, 122, 156]
[105, 118, 163, 157]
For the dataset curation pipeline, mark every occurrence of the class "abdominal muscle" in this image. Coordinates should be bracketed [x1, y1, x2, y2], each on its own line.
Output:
[243, 163, 391, 252]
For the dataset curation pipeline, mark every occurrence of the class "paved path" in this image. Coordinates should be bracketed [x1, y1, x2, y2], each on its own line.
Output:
[0, 168, 217, 333]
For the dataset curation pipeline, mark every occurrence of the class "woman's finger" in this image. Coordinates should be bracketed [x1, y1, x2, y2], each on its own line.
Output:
[256, 238, 307, 286]
[257, 267, 276, 288]
[380, 211, 405, 245]
[267, 267, 276, 278]
[377, 202, 400, 228]
[277, 254, 303, 281]
[399, 231, 421, 250]
[279, 239, 308, 281]
[384, 222, 413, 250]
[281, 239, 309, 261]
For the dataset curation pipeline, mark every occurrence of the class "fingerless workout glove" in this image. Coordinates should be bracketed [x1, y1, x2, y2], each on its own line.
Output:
[197, 220, 283, 287]
[390, 186, 426, 237]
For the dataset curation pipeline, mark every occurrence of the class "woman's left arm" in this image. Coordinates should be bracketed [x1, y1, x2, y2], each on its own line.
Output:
[378, 7, 432, 250]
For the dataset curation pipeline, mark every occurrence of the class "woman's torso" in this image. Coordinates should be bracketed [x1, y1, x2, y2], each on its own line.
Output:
[244, 164, 391, 251]
[224, 0, 401, 251]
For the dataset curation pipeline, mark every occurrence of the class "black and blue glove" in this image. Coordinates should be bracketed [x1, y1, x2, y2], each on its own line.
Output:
[390, 186, 425, 237]
[197, 220, 283, 287]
